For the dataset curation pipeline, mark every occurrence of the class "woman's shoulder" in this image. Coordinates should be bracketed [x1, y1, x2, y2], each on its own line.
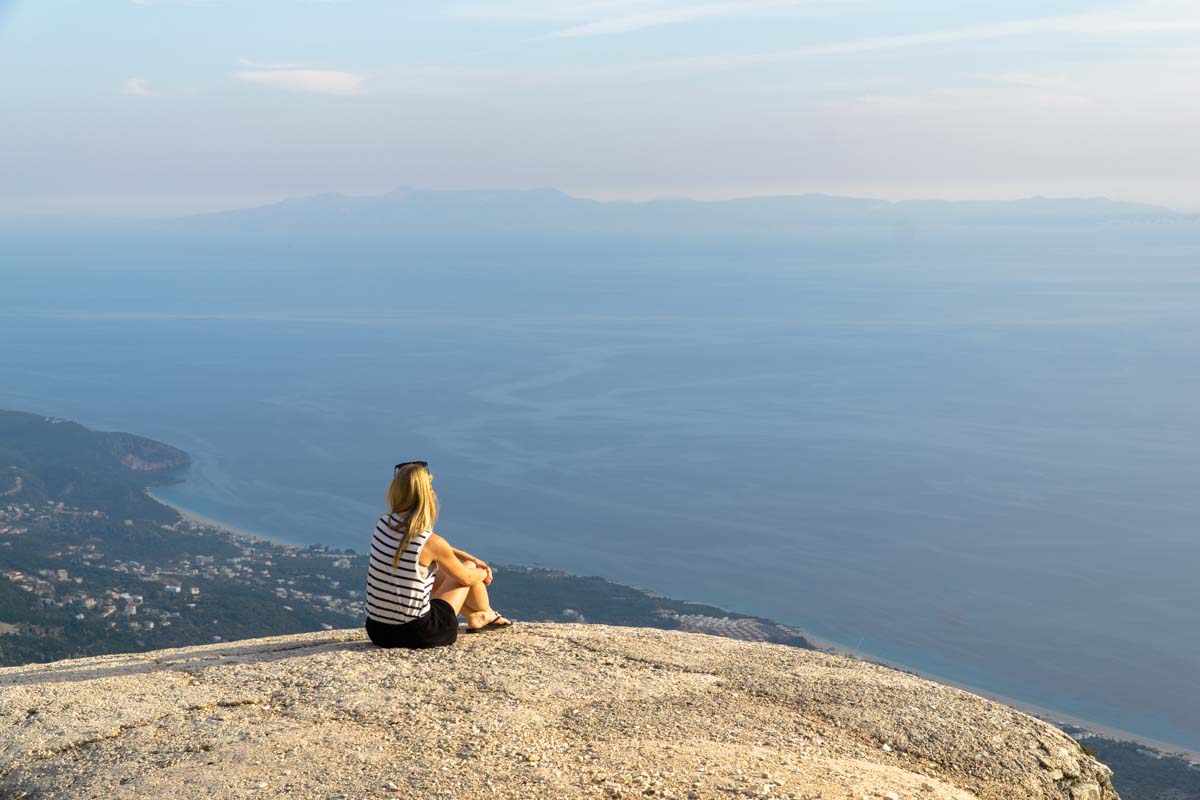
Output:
[374, 512, 411, 541]
[377, 512, 436, 538]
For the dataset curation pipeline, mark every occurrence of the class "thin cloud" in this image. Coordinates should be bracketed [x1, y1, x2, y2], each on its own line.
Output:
[986, 72, 1082, 92]
[129, 0, 224, 5]
[603, 9, 1200, 73]
[791, 14, 1200, 57]
[543, 0, 813, 39]
[547, 3, 758, 38]
[235, 69, 368, 96]
[452, 0, 818, 38]
[239, 58, 303, 70]
[123, 77, 156, 96]
[450, 2, 676, 24]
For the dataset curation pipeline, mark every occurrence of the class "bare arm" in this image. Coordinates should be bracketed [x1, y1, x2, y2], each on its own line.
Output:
[426, 534, 487, 587]
[452, 546, 484, 567]
[451, 546, 493, 584]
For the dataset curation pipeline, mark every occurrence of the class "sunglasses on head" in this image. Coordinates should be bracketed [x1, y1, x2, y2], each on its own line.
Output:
[394, 461, 429, 473]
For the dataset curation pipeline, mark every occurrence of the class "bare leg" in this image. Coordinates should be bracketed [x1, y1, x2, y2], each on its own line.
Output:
[460, 578, 491, 615]
[430, 567, 470, 613]
[431, 561, 508, 629]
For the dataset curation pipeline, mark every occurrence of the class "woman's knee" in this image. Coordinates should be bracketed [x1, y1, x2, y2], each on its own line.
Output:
[461, 559, 476, 569]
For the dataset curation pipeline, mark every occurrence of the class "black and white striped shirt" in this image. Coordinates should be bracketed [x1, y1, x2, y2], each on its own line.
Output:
[365, 512, 438, 624]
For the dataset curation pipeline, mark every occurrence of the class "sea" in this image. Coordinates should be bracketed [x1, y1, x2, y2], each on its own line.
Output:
[3, 232, 1199, 753]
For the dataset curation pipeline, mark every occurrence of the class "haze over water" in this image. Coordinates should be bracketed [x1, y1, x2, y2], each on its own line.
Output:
[3, 233, 1199, 752]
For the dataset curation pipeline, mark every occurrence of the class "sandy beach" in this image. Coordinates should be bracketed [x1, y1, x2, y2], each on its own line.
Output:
[146, 490, 300, 549]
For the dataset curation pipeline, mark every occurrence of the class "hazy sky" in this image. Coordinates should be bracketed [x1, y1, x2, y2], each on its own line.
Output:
[2, 0, 1199, 215]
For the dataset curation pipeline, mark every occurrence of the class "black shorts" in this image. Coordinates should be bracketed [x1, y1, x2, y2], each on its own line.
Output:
[365, 599, 458, 649]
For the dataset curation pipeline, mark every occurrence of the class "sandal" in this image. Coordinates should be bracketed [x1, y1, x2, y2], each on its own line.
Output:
[465, 612, 514, 633]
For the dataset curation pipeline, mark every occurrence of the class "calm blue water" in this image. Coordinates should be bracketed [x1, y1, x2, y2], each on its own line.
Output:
[3, 235, 1199, 752]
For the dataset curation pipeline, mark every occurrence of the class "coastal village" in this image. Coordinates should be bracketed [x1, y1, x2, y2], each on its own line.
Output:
[0, 497, 363, 643]
[1, 496, 808, 650]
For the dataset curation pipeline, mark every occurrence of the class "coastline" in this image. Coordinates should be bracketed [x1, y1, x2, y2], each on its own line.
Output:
[146, 490, 302, 549]
[148, 489, 1198, 763]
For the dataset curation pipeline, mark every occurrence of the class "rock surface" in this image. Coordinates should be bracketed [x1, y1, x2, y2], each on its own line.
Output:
[0, 624, 1117, 800]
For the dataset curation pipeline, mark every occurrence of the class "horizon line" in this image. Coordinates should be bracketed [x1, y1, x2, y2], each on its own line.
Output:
[3, 186, 1190, 223]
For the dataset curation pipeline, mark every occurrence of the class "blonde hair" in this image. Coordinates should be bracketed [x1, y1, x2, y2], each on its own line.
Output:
[386, 464, 438, 573]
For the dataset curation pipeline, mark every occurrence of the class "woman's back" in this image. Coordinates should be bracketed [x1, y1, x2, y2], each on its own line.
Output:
[365, 511, 438, 624]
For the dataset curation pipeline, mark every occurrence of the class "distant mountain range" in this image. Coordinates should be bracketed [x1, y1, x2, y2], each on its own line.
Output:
[179, 188, 1188, 236]
[7, 189, 1194, 239]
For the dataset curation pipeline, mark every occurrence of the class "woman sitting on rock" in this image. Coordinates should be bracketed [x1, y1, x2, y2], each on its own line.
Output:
[365, 461, 512, 648]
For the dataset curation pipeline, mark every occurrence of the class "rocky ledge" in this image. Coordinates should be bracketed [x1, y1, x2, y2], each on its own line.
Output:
[0, 624, 1116, 800]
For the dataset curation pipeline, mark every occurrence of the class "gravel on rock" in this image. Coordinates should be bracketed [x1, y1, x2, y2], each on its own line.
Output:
[0, 624, 1118, 800]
